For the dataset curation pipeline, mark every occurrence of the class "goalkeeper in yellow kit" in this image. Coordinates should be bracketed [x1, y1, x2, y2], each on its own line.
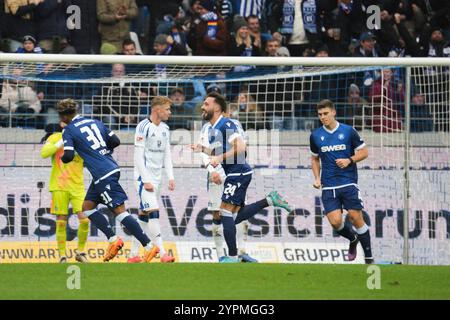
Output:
[41, 122, 90, 263]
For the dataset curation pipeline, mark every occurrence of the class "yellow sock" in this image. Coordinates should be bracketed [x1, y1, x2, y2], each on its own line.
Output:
[56, 220, 67, 258]
[77, 218, 90, 253]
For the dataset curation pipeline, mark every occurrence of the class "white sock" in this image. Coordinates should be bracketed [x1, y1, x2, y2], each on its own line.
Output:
[212, 222, 224, 259]
[149, 218, 165, 256]
[236, 221, 246, 255]
[129, 218, 150, 258]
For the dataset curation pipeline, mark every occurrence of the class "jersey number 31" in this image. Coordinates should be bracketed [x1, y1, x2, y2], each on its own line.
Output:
[81, 124, 107, 150]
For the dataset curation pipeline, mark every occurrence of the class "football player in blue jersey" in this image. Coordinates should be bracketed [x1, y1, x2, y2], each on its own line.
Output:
[310, 99, 373, 264]
[193, 92, 292, 263]
[57, 99, 159, 263]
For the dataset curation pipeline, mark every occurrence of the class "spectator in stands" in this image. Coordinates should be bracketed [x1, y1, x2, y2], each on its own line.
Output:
[323, 27, 349, 57]
[15, 35, 43, 53]
[229, 15, 261, 58]
[339, 83, 370, 130]
[271, 31, 291, 56]
[0, 67, 42, 127]
[246, 14, 270, 53]
[427, 27, 450, 57]
[216, 0, 233, 31]
[410, 91, 433, 132]
[392, 13, 422, 57]
[35, 0, 71, 53]
[335, 0, 365, 50]
[276, 46, 291, 57]
[315, 44, 329, 57]
[97, 0, 138, 52]
[278, 0, 320, 56]
[229, 87, 265, 130]
[194, 82, 225, 115]
[411, 0, 450, 39]
[3, 0, 41, 52]
[142, 0, 181, 55]
[353, 32, 381, 57]
[187, 0, 229, 56]
[265, 38, 280, 56]
[100, 42, 118, 54]
[69, 0, 101, 54]
[186, 0, 202, 51]
[153, 33, 188, 55]
[93, 63, 144, 130]
[166, 87, 195, 130]
[121, 38, 141, 55]
[368, 68, 405, 133]
[154, 2, 180, 36]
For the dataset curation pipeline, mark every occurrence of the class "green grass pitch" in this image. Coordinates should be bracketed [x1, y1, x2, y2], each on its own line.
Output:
[1, 263, 449, 300]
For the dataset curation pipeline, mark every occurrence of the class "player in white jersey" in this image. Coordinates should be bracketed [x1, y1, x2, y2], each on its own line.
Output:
[199, 114, 258, 262]
[128, 96, 176, 263]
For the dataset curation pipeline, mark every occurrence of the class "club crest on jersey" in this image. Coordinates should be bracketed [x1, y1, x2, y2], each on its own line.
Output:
[157, 140, 162, 147]
[106, 184, 111, 190]
[320, 136, 324, 141]
[338, 133, 345, 140]
[162, 132, 166, 137]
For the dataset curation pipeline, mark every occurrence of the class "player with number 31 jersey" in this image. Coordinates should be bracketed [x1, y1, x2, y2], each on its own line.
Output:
[59, 99, 158, 263]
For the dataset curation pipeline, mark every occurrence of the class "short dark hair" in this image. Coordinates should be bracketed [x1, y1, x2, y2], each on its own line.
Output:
[317, 99, 335, 110]
[170, 87, 184, 96]
[246, 15, 259, 22]
[206, 92, 227, 112]
[122, 38, 136, 48]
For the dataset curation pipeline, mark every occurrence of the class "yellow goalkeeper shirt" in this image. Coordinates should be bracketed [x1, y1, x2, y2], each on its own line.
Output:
[40, 132, 85, 193]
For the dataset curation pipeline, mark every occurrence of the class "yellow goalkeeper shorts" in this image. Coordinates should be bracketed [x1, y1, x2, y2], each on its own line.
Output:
[50, 190, 85, 215]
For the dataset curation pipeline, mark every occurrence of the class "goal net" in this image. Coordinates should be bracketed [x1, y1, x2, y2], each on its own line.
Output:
[0, 55, 448, 265]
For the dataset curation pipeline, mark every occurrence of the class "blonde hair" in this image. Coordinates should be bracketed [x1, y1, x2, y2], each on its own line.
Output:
[151, 96, 172, 108]
[236, 30, 252, 49]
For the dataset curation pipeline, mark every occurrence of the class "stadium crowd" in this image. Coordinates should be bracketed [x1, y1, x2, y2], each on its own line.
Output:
[0, 0, 449, 130]
[0, 0, 448, 57]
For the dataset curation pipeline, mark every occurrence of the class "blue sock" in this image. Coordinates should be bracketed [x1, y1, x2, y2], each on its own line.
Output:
[149, 211, 159, 219]
[221, 210, 237, 257]
[117, 212, 151, 247]
[235, 199, 269, 224]
[138, 214, 149, 223]
[337, 222, 357, 242]
[356, 224, 373, 259]
[86, 210, 115, 240]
